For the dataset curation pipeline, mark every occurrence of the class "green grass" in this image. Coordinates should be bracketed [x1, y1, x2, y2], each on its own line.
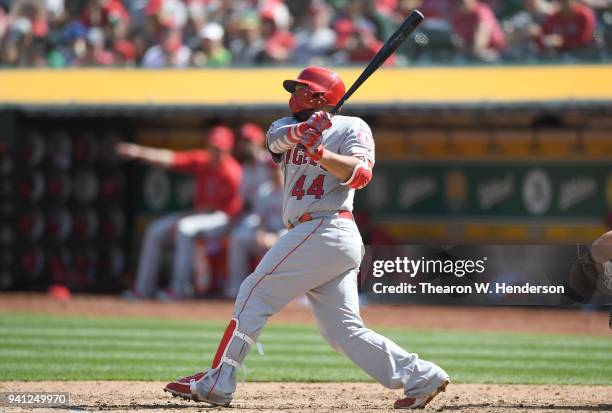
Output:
[0, 312, 610, 385]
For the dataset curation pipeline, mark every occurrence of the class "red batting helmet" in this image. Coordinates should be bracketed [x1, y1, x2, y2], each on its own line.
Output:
[283, 66, 345, 114]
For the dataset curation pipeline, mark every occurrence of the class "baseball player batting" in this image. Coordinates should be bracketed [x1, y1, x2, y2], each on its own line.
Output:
[164, 66, 450, 409]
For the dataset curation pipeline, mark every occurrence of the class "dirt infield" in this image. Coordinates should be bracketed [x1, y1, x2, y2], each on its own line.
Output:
[0, 293, 610, 336]
[0, 381, 611, 413]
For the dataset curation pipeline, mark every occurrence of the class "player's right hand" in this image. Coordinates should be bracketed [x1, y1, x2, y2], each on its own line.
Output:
[306, 111, 332, 132]
[299, 128, 323, 148]
[115, 142, 142, 160]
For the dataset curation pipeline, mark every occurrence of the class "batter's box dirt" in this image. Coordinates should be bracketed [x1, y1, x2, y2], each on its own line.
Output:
[1, 382, 611, 413]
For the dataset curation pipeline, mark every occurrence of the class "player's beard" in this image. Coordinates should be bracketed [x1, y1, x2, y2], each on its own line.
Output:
[292, 109, 315, 122]
[292, 106, 334, 122]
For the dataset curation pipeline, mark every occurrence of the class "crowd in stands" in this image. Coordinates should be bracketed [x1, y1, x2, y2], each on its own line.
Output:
[0, 0, 611, 67]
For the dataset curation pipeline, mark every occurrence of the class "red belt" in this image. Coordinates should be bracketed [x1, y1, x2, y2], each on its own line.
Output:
[288, 210, 353, 229]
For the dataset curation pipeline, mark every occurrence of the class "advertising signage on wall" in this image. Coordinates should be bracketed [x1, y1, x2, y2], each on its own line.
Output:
[357, 163, 611, 219]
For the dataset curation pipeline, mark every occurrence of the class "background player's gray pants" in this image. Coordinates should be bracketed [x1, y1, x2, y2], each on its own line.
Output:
[192, 216, 448, 403]
[134, 211, 229, 297]
[225, 214, 287, 298]
[225, 213, 262, 299]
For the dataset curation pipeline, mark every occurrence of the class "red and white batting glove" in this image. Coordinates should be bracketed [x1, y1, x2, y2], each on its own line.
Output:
[306, 111, 332, 133]
[300, 129, 325, 161]
[286, 122, 312, 144]
[286, 112, 331, 144]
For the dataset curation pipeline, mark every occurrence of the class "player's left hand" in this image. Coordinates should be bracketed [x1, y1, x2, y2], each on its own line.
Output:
[300, 129, 325, 161]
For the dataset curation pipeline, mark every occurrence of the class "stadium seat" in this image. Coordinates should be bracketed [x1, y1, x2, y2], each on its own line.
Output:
[407, 129, 450, 157]
[533, 129, 578, 157]
[491, 130, 533, 157]
[450, 129, 490, 157]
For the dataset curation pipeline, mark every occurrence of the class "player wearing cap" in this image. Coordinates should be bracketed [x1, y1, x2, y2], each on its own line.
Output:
[116, 126, 242, 300]
[234, 122, 273, 213]
[164, 67, 449, 409]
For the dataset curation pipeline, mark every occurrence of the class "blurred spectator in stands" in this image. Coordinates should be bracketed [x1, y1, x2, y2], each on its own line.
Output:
[9, 0, 48, 38]
[451, 0, 507, 61]
[149, 0, 187, 31]
[112, 38, 136, 65]
[503, 0, 556, 61]
[540, 0, 596, 53]
[229, 10, 265, 65]
[80, 0, 129, 29]
[396, 0, 453, 20]
[0, 5, 8, 41]
[78, 27, 114, 66]
[141, 0, 187, 53]
[487, 0, 526, 21]
[333, 18, 395, 65]
[0, 0, 48, 66]
[292, 1, 336, 64]
[1, 17, 32, 65]
[395, 0, 456, 62]
[339, 0, 395, 41]
[57, 21, 85, 66]
[80, 0, 130, 53]
[258, 5, 294, 64]
[192, 22, 230, 67]
[376, 0, 398, 17]
[1, 0, 610, 67]
[45, 0, 66, 28]
[207, 0, 250, 27]
[581, 0, 612, 8]
[225, 159, 284, 299]
[184, 0, 208, 50]
[142, 26, 190, 67]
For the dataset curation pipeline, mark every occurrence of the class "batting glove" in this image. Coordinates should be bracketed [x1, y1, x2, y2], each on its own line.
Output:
[300, 127, 322, 147]
[300, 128, 325, 161]
[306, 144, 325, 161]
[306, 111, 333, 133]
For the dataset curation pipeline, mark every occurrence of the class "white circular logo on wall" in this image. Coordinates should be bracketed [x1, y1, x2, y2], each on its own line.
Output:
[144, 168, 171, 211]
[522, 169, 552, 216]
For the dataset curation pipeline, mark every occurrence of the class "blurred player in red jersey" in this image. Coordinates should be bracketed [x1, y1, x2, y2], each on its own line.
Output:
[116, 126, 242, 299]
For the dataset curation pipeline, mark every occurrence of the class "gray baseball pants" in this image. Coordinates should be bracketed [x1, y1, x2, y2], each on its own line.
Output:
[191, 215, 449, 404]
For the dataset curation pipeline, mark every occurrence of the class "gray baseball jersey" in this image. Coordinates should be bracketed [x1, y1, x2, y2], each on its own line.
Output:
[267, 115, 375, 226]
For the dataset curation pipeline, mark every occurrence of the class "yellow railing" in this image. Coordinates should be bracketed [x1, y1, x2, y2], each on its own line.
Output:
[1, 65, 611, 105]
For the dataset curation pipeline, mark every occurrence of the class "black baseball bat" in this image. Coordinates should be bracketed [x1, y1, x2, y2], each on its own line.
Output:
[331, 10, 424, 115]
